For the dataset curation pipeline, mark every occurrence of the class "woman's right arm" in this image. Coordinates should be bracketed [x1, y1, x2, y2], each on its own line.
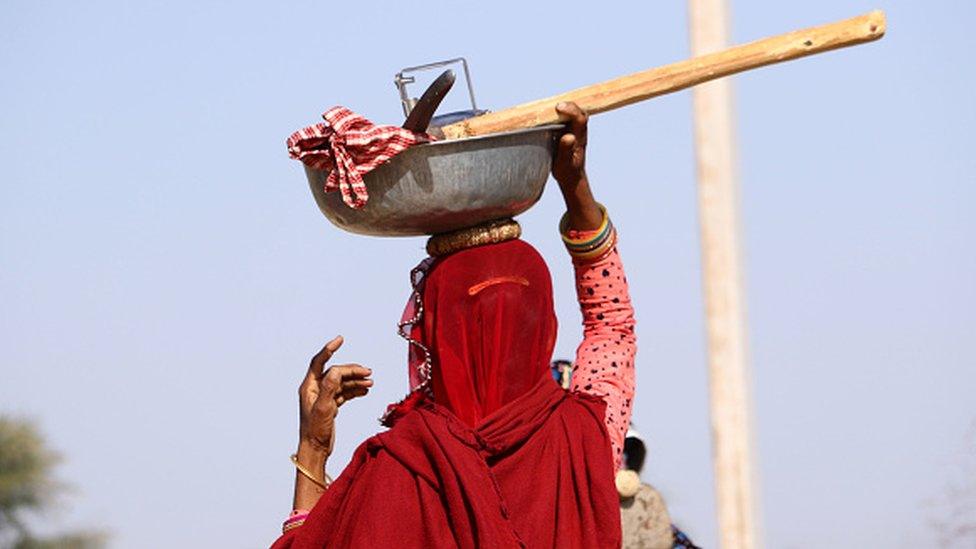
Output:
[566, 243, 636, 470]
[552, 102, 637, 470]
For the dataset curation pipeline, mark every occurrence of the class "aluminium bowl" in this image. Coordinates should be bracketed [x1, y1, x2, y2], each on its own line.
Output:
[305, 124, 562, 237]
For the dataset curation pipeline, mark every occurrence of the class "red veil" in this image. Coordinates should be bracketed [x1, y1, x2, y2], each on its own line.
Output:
[422, 239, 557, 426]
[274, 240, 620, 548]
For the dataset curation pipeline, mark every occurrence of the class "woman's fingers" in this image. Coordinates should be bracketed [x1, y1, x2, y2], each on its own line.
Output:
[553, 102, 589, 188]
[319, 364, 372, 399]
[305, 335, 344, 384]
[558, 133, 585, 169]
[558, 133, 576, 152]
[337, 386, 371, 407]
[329, 365, 373, 407]
[334, 364, 373, 378]
[320, 376, 371, 410]
[555, 101, 588, 145]
[340, 379, 373, 393]
[339, 381, 372, 401]
[346, 378, 374, 387]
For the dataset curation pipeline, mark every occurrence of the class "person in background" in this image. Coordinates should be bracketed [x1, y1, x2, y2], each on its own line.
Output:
[619, 428, 700, 549]
[550, 358, 573, 389]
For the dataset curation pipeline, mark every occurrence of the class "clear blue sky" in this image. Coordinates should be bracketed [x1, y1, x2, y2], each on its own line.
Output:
[2, 1, 973, 547]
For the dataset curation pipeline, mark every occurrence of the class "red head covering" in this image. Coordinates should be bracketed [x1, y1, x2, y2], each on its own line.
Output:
[419, 239, 557, 427]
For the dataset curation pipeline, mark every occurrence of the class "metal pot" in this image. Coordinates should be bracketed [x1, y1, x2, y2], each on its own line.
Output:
[305, 124, 560, 237]
[304, 58, 561, 237]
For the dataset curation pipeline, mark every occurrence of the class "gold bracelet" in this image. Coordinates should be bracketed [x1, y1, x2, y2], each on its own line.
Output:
[290, 454, 332, 490]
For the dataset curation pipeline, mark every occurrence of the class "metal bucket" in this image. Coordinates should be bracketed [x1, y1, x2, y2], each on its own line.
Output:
[305, 124, 562, 237]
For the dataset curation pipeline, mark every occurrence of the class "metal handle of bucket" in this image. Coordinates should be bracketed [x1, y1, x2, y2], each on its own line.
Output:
[394, 57, 479, 118]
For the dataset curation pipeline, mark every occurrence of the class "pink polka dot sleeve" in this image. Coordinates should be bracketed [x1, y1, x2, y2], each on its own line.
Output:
[567, 243, 636, 471]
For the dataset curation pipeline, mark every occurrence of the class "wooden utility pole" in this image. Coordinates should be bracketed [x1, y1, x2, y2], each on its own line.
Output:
[687, 0, 761, 548]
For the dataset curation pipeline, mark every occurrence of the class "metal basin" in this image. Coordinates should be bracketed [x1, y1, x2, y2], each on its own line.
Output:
[305, 125, 562, 236]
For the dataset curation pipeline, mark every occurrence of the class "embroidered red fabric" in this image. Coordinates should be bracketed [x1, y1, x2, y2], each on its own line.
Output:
[286, 107, 432, 209]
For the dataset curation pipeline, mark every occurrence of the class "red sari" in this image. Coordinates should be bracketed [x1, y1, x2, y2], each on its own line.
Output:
[273, 240, 621, 548]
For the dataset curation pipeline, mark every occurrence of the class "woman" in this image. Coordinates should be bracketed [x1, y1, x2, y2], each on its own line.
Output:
[273, 103, 636, 548]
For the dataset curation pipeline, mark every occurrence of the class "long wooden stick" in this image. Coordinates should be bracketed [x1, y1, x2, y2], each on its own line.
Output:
[441, 10, 885, 140]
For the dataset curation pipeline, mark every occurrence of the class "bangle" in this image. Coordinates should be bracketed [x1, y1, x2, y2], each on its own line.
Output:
[559, 203, 617, 261]
[282, 511, 309, 533]
[559, 203, 610, 246]
[290, 453, 332, 491]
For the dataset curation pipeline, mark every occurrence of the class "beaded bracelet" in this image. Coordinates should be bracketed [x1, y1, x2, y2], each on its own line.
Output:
[558, 204, 618, 262]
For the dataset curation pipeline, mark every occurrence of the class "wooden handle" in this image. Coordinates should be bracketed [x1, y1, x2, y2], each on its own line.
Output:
[441, 10, 886, 140]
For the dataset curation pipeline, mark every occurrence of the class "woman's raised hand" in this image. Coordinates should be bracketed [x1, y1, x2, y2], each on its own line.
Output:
[552, 102, 603, 232]
[298, 336, 373, 456]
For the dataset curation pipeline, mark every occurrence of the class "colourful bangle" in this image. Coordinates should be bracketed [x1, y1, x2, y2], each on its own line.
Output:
[559, 204, 609, 245]
[571, 228, 617, 262]
[559, 204, 617, 261]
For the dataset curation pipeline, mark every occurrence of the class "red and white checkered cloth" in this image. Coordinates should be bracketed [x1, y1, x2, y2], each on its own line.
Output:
[286, 106, 434, 209]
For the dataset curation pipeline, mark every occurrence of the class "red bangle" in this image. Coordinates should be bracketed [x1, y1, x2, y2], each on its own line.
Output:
[282, 511, 310, 533]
